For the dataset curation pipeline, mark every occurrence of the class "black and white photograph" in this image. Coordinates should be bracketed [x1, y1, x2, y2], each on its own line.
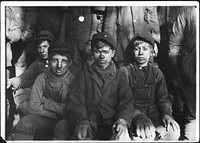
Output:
[1, 1, 199, 142]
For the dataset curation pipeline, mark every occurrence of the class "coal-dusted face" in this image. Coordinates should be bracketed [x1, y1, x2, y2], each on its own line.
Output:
[49, 54, 71, 76]
[37, 40, 50, 59]
[93, 44, 115, 69]
[132, 40, 153, 67]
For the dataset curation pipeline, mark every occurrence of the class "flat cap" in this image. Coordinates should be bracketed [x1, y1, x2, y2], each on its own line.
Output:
[36, 30, 55, 42]
[48, 41, 73, 58]
[130, 32, 155, 47]
[91, 32, 117, 50]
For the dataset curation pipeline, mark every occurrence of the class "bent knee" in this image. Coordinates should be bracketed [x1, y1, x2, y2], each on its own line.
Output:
[15, 115, 37, 134]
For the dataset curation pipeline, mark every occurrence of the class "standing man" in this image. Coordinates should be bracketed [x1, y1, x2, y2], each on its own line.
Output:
[67, 32, 134, 140]
[13, 41, 75, 140]
[168, 6, 197, 140]
[121, 32, 180, 141]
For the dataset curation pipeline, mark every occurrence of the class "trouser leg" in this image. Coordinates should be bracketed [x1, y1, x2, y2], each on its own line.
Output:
[184, 119, 196, 140]
[54, 119, 71, 140]
[14, 115, 57, 140]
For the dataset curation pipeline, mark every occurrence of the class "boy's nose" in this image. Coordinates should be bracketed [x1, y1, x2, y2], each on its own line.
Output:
[99, 53, 105, 59]
[57, 61, 62, 68]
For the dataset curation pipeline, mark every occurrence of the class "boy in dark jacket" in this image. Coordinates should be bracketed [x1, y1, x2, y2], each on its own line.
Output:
[120, 32, 180, 141]
[67, 32, 134, 140]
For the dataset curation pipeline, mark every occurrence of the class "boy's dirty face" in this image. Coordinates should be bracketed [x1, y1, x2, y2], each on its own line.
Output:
[132, 40, 152, 67]
[50, 54, 70, 76]
[93, 45, 115, 69]
[37, 40, 50, 59]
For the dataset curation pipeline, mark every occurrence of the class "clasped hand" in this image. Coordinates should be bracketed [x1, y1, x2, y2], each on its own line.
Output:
[112, 119, 128, 139]
[135, 114, 156, 140]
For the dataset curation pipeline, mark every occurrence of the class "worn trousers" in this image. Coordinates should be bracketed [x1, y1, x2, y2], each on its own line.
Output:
[13, 115, 70, 140]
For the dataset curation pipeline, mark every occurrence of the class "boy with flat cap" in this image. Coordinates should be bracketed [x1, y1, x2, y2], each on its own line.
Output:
[12, 41, 75, 140]
[120, 32, 180, 140]
[67, 32, 134, 140]
[7, 30, 56, 116]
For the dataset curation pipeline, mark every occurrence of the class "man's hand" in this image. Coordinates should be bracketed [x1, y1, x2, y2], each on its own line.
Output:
[7, 77, 21, 90]
[135, 114, 156, 139]
[162, 114, 180, 132]
[75, 123, 91, 140]
[112, 118, 128, 139]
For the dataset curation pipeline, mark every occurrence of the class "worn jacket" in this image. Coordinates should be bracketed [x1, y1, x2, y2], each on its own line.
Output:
[28, 69, 74, 119]
[67, 62, 134, 128]
[121, 63, 172, 126]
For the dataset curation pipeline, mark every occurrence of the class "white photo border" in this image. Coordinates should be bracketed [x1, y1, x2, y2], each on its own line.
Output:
[1, 1, 199, 142]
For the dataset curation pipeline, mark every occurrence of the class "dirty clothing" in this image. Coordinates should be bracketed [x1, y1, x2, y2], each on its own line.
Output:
[67, 61, 134, 139]
[168, 6, 196, 120]
[168, 6, 196, 140]
[14, 49, 81, 115]
[121, 63, 180, 140]
[13, 69, 74, 140]
[104, 6, 160, 67]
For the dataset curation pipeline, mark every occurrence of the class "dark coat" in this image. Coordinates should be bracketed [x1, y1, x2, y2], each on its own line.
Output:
[67, 64, 134, 128]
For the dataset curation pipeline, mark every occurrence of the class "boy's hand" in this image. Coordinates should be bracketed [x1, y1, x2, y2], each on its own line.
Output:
[135, 114, 156, 139]
[75, 123, 91, 140]
[112, 118, 128, 139]
[162, 114, 180, 131]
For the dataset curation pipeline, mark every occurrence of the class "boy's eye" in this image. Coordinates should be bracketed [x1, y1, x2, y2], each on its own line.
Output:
[51, 58, 57, 63]
[62, 60, 69, 65]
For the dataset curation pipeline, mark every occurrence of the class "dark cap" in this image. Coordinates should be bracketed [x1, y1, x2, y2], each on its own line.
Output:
[91, 32, 117, 50]
[130, 32, 155, 47]
[36, 30, 55, 42]
[48, 41, 73, 59]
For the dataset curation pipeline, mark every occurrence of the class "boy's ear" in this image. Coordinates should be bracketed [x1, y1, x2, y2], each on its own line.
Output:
[112, 50, 116, 56]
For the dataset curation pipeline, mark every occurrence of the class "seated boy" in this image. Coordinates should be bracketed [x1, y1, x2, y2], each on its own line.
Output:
[12, 41, 75, 140]
[67, 32, 134, 140]
[7, 30, 55, 115]
[120, 32, 180, 141]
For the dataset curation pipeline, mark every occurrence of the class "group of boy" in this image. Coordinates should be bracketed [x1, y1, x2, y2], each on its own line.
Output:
[6, 28, 182, 141]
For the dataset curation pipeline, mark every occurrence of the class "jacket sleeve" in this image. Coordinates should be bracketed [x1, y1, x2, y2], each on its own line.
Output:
[43, 97, 66, 117]
[145, 6, 161, 44]
[66, 73, 89, 128]
[115, 72, 134, 126]
[20, 60, 40, 88]
[104, 7, 117, 40]
[168, 8, 186, 78]
[155, 68, 173, 118]
[28, 74, 56, 118]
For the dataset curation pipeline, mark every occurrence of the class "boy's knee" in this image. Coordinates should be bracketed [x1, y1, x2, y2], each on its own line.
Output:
[156, 125, 180, 141]
[15, 115, 37, 134]
[54, 119, 70, 140]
